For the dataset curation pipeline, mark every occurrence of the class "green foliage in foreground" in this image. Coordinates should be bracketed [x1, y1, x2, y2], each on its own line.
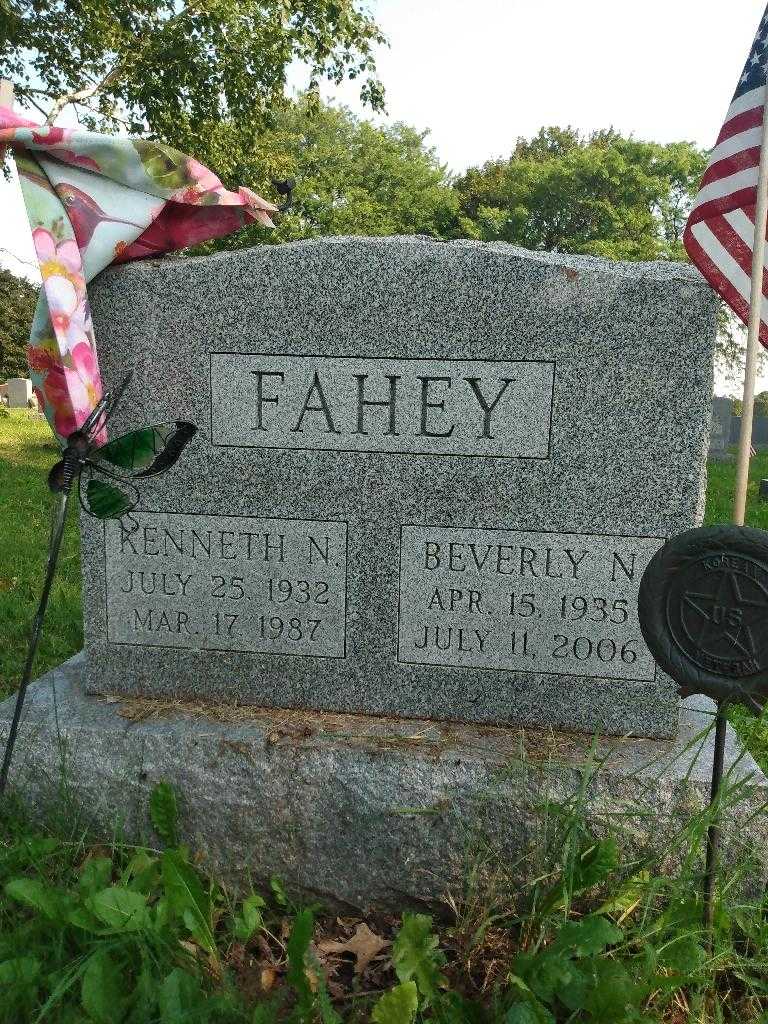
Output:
[3, 763, 768, 1022]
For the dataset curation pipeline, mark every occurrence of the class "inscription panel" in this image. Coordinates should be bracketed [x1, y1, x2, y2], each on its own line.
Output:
[105, 512, 347, 658]
[210, 354, 554, 458]
[398, 526, 664, 681]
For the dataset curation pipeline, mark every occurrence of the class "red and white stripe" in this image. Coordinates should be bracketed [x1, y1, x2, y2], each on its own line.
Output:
[684, 85, 768, 347]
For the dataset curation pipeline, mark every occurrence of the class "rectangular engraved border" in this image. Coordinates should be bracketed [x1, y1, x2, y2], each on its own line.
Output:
[209, 352, 556, 460]
[396, 523, 663, 683]
[102, 509, 349, 660]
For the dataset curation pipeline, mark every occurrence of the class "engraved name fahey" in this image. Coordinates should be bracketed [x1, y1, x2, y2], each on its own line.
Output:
[249, 370, 522, 438]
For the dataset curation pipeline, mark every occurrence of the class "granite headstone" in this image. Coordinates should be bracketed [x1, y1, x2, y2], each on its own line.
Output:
[82, 237, 717, 738]
[710, 396, 733, 460]
[6, 377, 32, 408]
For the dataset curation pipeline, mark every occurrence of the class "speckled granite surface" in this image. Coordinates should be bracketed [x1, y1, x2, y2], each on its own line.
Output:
[2, 655, 765, 911]
[82, 237, 718, 737]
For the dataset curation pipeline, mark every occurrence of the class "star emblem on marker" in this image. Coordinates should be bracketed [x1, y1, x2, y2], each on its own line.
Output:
[683, 570, 768, 661]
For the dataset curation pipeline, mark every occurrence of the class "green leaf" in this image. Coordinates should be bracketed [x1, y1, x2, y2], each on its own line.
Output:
[313, 959, 342, 1024]
[581, 959, 648, 1019]
[504, 1003, 555, 1024]
[85, 886, 150, 931]
[66, 904, 105, 932]
[658, 934, 706, 974]
[162, 849, 215, 954]
[79, 856, 113, 895]
[158, 967, 203, 1024]
[551, 961, 589, 1013]
[252, 999, 283, 1024]
[371, 981, 418, 1024]
[551, 916, 623, 957]
[270, 875, 289, 907]
[132, 961, 159, 1021]
[286, 908, 315, 1017]
[522, 950, 578, 1005]
[0, 956, 40, 985]
[122, 850, 160, 894]
[595, 870, 649, 918]
[5, 877, 65, 920]
[234, 892, 266, 940]
[392, 913, 446, 1008]
[81, 950, 128, 1024]
[150, 782, 179, 846]
[571, 839, 619, 893]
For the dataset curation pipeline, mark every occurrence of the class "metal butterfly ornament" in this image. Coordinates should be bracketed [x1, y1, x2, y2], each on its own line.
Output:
[0, 372, 197, 795]
[47, 375, 197, 520]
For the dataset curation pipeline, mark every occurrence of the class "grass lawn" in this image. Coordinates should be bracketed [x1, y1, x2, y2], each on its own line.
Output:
[704, 451, 768, 529]
[0, 411, 83, 700]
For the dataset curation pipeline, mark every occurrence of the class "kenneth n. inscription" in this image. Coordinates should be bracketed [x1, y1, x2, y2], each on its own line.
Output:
[398, 526, 663, 681]
[210, 354, 554, 458]
[105, 512, 347, 658]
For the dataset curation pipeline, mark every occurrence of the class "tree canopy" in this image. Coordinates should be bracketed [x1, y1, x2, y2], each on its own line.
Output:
[0, 0, 740, 371]
[0, 0, 386, 168]
[0, 268, 37, 381]
[453, 127, 706, 262]
[191, 99, 458, 253]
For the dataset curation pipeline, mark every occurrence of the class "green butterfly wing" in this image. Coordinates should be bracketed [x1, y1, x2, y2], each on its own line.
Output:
[82, 477, 138, 519]
[92, 422, 197, 478]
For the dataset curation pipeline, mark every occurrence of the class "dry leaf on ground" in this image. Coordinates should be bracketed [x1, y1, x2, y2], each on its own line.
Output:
[317, 922, 391, 975]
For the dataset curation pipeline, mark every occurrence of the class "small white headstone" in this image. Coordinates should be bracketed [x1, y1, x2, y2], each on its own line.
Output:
[6, 378, 32, 408]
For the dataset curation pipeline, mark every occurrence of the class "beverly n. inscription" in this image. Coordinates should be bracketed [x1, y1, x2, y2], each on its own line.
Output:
[210, 354, 554, 458]
[398, 526, 664, 681]
[104, 512, 347, 658]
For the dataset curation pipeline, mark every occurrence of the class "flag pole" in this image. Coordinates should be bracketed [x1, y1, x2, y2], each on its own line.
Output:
[733, 82, 768, 525]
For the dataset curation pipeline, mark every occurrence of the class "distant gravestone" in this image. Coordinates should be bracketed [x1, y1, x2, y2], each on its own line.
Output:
[6, 377, 32, 408]
[81, 237, 717, 739]
[710, 396, 733, 460]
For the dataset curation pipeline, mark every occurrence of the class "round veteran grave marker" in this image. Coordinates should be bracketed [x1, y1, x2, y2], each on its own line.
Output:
[638, 525, 768, 707]
[638, 524, 768, 935]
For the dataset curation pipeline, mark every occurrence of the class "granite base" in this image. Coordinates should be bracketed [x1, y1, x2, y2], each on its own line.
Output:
[2, 653, 767, 911]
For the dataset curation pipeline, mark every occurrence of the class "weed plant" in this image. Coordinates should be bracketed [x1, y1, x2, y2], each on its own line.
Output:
[2, 720, 768, 1023]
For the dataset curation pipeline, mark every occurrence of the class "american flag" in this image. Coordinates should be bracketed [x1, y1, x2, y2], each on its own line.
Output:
[684, 4, 768, 346]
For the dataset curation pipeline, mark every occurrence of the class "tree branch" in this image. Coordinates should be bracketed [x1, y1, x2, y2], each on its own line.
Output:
[45, 63, 124, 125]
[24, 93, 50, 119]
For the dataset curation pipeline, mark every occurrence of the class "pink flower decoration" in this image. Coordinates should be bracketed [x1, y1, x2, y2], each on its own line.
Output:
[2, 104, 280, 441]
[42, 343, 102, 440]
[44, 364, 91, 438]
[33, 228, 83, 276]
[239, 186, 277, 226]
[70, 340, 100, 388]
[44, 275, 90, 353]
[32, 226, 57, 262]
